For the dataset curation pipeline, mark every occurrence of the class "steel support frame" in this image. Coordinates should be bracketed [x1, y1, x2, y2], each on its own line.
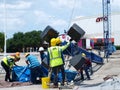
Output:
[102, 0, 111, 58]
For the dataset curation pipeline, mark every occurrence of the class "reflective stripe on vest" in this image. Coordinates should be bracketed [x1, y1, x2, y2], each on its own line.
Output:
[48, 46, 63, 67]
[3, 57, 8, 66]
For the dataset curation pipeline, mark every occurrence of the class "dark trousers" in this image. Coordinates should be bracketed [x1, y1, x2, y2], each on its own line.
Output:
[1, 61, 12, 82]
[52, 65, 65, 86]
[30, 65, 45, 84]
[80, 66, 90, 80]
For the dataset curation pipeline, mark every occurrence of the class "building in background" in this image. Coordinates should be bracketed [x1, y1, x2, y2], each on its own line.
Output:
[71, 12, 120, 46]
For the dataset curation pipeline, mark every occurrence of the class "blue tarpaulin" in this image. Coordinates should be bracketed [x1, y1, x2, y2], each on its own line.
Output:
[12, 66, 30, 82]
[63, 43, 103, 64]
[12, 65, 48, 82]
[12, 66, 77, 82]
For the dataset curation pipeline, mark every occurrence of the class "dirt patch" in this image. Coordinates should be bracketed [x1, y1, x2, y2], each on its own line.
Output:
[0, 81, 31, 88]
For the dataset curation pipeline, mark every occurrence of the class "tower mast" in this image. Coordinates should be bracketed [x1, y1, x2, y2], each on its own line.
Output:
[102, 0, 111, 58]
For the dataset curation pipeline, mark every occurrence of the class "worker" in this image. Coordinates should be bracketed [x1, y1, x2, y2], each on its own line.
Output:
[1, 54, 20, 82]
[15, 52, 20, 59]
[25, 53, 45, 84]
[38, 47, 49, 68]
[38, 47, 45, 60]
[47, 38, 70, 88]
[78, 53, 92, 80]
[11, 52, 20, 61]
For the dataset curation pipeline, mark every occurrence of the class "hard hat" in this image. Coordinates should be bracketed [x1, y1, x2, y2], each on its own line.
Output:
[16, 52, 20, 57]
[38, 47, 44, 52]
[14, 52, 20, 60]
[82, 53, 86, 57]
[56, 38, 61, 45]
[50, 38, 56, 46]
[25, 53, 30, 57]
[71, 40, 76, 44]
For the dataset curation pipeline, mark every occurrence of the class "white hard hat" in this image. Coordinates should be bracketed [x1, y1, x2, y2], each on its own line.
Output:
[71, 40, 76, 44]
[38, 47, 44, 52]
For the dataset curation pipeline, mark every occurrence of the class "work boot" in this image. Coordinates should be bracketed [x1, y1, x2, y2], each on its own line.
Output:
[61, 82, 64, 86]
[9, 79, 13, 82]
[87, 78, 91, 80]
[52, 85, 58, 88]
[80, 78, 84, 81]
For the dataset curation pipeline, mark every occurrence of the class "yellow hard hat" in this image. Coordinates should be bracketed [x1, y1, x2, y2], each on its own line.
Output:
[50, 38, 56, 46]
[56, 38, 61, 45]
[82, 53, 86, 57]
[25, 53, 30, 57]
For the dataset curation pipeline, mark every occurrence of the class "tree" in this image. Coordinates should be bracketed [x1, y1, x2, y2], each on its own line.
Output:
[7, 30, 43, 52]
[24, 30, 42, 51]
[0, 32, 4, 52]
[13, 32, 25, 51]
[7, 38, 16, 52]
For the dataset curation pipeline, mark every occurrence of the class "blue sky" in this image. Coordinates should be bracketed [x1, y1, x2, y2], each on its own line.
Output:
[0, 0, 120, 38]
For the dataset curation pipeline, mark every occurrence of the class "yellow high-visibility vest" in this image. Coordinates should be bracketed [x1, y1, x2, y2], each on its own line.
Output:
[3, 56, 15, 68]
[48, 46, 63, 67]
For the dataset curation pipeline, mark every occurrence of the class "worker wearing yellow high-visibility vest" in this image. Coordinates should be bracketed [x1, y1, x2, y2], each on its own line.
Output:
[1, 53, 20, 82]
[47, 38, 70, 88]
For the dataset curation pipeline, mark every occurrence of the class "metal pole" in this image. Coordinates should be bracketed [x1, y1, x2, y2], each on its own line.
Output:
[4, 0, 7, 56]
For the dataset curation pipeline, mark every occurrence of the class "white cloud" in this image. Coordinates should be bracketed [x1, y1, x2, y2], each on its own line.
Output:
[0, 0, 119, 38]
[0, 1, 32, 36]
[74, 15, 84, 19]
[50, 19, 68, 34]
[34, 10, 51, 23]
[50, 0, 82, 9]
[51, 19, 67, 27]
[34, 10, 68, 32]
[0, 11, 26, 18]
[1, 18, 25, 31]
[92, 0, 102, 3]
[8, 18, 25, 28]
[0, 17, 26, 38]
[92, 0, 120, 9]
[0, 1, 32, 9]
[34, 10, 67, 25]
[111, 0, 120, 8]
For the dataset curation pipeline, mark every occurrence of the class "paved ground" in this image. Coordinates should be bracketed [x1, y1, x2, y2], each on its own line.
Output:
[0, 50, 120, 90]
[81, 50, 120, 85]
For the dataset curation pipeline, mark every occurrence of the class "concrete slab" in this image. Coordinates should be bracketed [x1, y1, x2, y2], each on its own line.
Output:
[0, 50, 120, 90]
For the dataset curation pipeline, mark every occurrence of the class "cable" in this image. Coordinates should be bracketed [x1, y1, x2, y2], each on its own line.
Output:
[67, 0, 77, 30]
